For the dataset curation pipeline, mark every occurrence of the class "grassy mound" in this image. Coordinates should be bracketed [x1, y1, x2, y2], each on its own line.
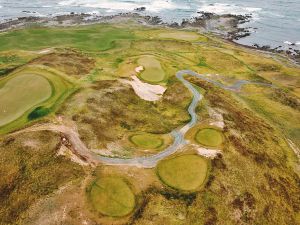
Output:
[89, 177, 135, 217]
[130, 133, 164, 149]
[0, 66, 75, 134]
[138, 56, 166, 83]
[157, 155, 208, 192]
[195, 128, 224, 147]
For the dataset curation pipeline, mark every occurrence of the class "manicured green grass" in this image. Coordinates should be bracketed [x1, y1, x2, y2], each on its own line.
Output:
[130, 133, 163, 149]
[89, 177, 135, 217]
[157, 155, 208, 192]
[0, 65, 76, 134]
[138, 56, 166, 83]
[0, 25, 134, 52]
[195, 128, 223, 147]
[0, 74, 52, 126]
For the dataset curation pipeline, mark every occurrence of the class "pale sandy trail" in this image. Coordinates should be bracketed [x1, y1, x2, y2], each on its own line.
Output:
[9, 70, 272, 168]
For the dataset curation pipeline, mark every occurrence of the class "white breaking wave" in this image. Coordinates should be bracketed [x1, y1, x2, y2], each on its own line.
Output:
[0, 5, 2, 9]
[58, 0, 181, 12]
[198, 3, 262, 17]
[296, 42, 300, 45]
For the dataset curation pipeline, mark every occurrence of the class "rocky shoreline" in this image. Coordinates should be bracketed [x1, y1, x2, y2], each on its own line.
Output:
[0, 12, 299, 63]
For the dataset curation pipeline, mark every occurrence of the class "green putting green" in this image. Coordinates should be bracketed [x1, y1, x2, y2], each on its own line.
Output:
[89, 177, 135, 217]
[195, 128, 224, 147]
[157, 155, 208, 191]
[0, 74, 52, 127]
[130, 133, 164, 149]
[138, 56, 166, 83]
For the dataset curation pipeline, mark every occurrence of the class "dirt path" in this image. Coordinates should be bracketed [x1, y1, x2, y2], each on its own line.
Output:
[9, 70, 273, 168]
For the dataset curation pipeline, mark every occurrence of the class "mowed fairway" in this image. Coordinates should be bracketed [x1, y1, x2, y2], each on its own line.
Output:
[89, 177, 135, 217]
[157, 155, 208, 191]
[0, 25, 134, 52]
[195, 128, 223, 147]
[130, 133, 163, 149]
[138, 56, 166, 83]
[0, 74, 52, 126]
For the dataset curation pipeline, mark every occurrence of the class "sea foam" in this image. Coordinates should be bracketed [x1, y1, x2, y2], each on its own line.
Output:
[58, 0, 182, 12]
[198, 3, 261, 18]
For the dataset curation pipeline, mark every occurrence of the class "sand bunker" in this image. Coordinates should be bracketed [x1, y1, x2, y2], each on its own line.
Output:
[135, 66, 144, 73]
[120, 76, 166, 101]
[193, 144, 222, 158]
[208, 107, 225, 129]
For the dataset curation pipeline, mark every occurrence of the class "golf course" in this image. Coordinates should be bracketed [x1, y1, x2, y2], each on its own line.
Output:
[0, 17, 299, 225]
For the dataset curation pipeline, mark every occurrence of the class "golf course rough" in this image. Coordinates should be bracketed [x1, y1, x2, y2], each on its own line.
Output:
[157, 155, 209, 192]
[195, 128, 224, 147]
[137, 56, 166, 83]
[89, 177, 135, 217]
[130, 133, 164, 149]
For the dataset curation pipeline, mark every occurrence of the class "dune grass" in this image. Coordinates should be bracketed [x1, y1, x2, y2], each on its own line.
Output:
[130, 133, 164, 149]
[157, 155, 209, 192]
[138, 56, 166, 83]
[195, 128, 224, 147]
[89, 177, 135, 217]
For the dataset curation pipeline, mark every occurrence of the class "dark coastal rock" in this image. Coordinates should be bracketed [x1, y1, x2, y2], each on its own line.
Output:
[144, 15, 163, 25]
[135, 7, 146, 12]
[169, 22, 180, 28]
[182, 12, 253, 41]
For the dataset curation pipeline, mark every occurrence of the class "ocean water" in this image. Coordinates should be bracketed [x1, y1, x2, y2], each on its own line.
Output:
[0, 0, 299, 50]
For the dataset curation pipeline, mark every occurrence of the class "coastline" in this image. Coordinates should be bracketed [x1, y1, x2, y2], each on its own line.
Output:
[0, 12, 299, 64]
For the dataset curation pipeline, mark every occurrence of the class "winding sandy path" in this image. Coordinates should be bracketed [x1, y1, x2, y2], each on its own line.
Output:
[10, 70, 272, 168]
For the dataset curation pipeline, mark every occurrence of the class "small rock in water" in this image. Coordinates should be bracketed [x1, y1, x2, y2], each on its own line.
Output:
[135, 7, 146, 12]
